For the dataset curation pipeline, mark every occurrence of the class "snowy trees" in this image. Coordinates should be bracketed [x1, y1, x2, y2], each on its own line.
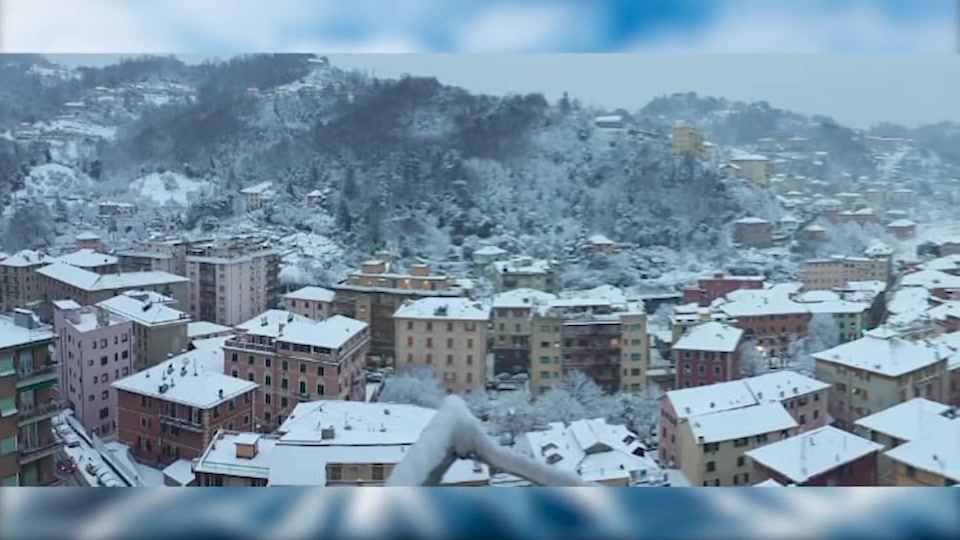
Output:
[738, 341, 770, 377]
[786, 313, 840, 376]
[377, 364, 447, 409]
[2, 202, 54, 251]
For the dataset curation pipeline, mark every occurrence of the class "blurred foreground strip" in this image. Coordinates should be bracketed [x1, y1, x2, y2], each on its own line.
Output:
[2, 486, 959, 540]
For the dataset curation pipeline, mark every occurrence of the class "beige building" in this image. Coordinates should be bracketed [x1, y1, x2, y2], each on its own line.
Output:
[884, 419, 959, 487]
[491, 288, 557, 376]
[97, 291, 191, 372]
[394, 297, 490, 393]
[814, 328, 949, 430]
[493, 257, 560, 294]
[0, 251, 53, 312]
[672, 126, 704, 157]
[115, 250, 177, 274]
[728, 155, 770, 187]
[185, 238, 280, 327]
[330, 253, 466, 365]
[282, 286, 335, 321]
[192, 401, 491, 487]
[659, 371, 830, 486]
[34, 263, 189, 322]
[239, 181, 274, 211]
[801, 256, 892, 290]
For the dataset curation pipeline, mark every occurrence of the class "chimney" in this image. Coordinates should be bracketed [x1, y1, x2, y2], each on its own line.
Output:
[235, 436, 260, 459]
[278, 323, 285, 335]
[13, 309, 38, 330]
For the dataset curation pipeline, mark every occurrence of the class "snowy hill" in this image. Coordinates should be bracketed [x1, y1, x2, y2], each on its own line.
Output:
[129, 172, 212, 206]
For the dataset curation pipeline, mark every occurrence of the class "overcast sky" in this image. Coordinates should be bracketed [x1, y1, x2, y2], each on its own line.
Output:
[46, 53, 960, 129]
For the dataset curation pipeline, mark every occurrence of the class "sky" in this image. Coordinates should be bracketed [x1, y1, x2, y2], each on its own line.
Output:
[12, 0, 960, 128]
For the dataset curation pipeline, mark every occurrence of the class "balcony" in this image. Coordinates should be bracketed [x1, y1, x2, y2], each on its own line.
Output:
[17, 400, 65, 426]
[19, 439, 62, 464]
[16, 364, 60, 391]
[225, 339, 276, 354]
[159, 414, 204, 433]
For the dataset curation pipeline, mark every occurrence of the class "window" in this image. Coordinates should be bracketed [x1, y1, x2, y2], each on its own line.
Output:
[100, 356, 108, 366]
[102, 373, 109, 383]
[317, 366, 324, 376]
[713, 366, 721, 376]
[248, 355, 254, 365]
[122, 333, 128, 342]
[232, 370, 238, 378]
[101, 390, 109, 400]
[756, 434, 768, 443]
[281, 378, 288, 389]
[122, 350, 129, 360]
[426, 337, 433, 348]
[282, 360, 289, 371]
[372, 464, 385, 481]
[2, 475, 18, 487]
[467, 338, 474, 348]
[734, 438, 749, 447]
[0, 436, 17, 455]
[407, 321, 413, 330]
[906, 466, 916, 478]
[705, 461, 716, 473]
[94, 376, 99, 384]
[299, 363, 306, 373]
[447, 355, 454, 365]
[100, 339, 108, 348]
[328, 465, 342, 481]
[697, 364, 705, 375]
[265, 375, 272, 386]
[281, 397, 288, 407]
[265, 394, 272, 405]
[317, 384, 325, 396]
[0, 357, 14, 376]
[299, 381, 307, 395]
[140, 417, 150, 428]
[467, 355, 473, 365]
[540, 371, 550, 379]
[737, 456, 745, 467]
[703, 442, 719, 452]
[88, 395, 95, 402]
[248, 373, 255, 382]
[264, 358, 271, 368]
[813, 409, 819, 420]
[99, 407, 109, 420]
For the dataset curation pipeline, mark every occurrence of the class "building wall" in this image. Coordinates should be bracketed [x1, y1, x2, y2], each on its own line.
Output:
[672, 127, 704, 157]
[285, 298, 331, 321]
[118, 254, 176, 274]
[734, 223, 773, 248]
[187, 252, 279, 327]
[530, 317, 564, 397]
[0, 263, 45, 312]
[37, 275, 189, 322]
[132, 321, 189, 372]
[890, 460, 958, 487]
[695, 276, 764, 306]
[619, 314, 649, 393]
[492, 306, 535, 376]
[677, 419, 793, 487]
[394, 317, 488, 394]
[731, 313, 809, 354]
[729, 159, 770, 187]
[755, 452, 878, 486]
[674, 348, 739, 389]
[116, 389, 255, 467]
[801, 258, 891, 290]
[494, 272, 559, 294]
[55, 310, 133, 437]
[561, 321, 622, 394]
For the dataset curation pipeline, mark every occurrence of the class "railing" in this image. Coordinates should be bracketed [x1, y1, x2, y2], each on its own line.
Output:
[16, 364, 60, 388]
[225, 340, 276, 354]
[159, 414, 204, 433]
[17, 400, 65, 424]
[19, 439, 61, 461]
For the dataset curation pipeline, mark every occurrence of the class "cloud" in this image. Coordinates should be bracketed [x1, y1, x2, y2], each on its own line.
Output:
[455, 3, 602, 52]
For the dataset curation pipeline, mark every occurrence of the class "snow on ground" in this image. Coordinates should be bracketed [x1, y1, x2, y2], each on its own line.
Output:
[36, 119, 118, 140]
[130, 172, 212, 206]
[17, 163, 93, 200]
[277, 232, 345, 285]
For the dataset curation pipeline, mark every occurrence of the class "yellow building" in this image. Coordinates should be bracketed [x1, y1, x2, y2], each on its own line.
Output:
[728, 155, 771, 187]
[672, 126, 704, 157]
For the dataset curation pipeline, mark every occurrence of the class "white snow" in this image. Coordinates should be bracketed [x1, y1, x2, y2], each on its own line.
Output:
[689, 402, 797, 444]
[734, 217, 770, 225]
[187, 321, 233, 339]
[130, 172, 211, 206]
[746, 426, 883, 484]
[887, 219, 916, 228]
[16, 163, 93, 200]
[854, 398, 955, 443]
[901, 270, 960, 290]
[0, 250, 53, 267]
[672, 321, 743, 352]
[240, 181, 273, 195]
[36, 263, 187, 292]
[235, 309, 312, 339]
[284, 286, 336, 303]
[97, 293, 188, 326]
[162, 459, 196, 486]
[0, 312, 55, 350]
[277, 315, 367, 350]
[492, 288, 557, 309]
[56, 249, 117, 269]
[812, 329, 942, 377]
[883, 422, 960, 483]
[666, 380, 759, 418]
[394, 297, 490, 321]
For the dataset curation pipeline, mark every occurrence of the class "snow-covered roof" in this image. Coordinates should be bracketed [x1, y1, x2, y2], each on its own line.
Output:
[235, 309, 312, 338]
[97, 292, 188, 327]
[0, 249, 53, 267]
[901, 270, 960, 290]
[279, 401, 434, 444]
[887, 219, 916, 228]
[187, 321, 233, 339]
[673, 322, 743, 352]
[746, 426, 882, 484]
[277, 315, 367, 350]
[804, 299, 869, 315]
[729, 152, 769, 162]
[192, 431, 278, 479]
[36, 263, 187, 292]
[518, 418, 663, 485]
[689, 402, 797, 444]
[666, 380, 759, 418]
[795, 290, 841, 303]
[928, 331, 960, 371]
[812, 329, 942, 377]
[239, 181, 273, 194]
[884, 423, 960, 483]
[778, 215, 799, 223]
[282, 286, 335, 304]
[717, 289, 804, 317]
[0, 311, 55, 350]
[162, 459, 196, 486]
[114, 250, 174, 260]
[734, 217, 770, 225]
[75, 232, 101, 240]
[918, 255, 960, 273]
[494, 257, 554, 275]
[492, 288, 557, 309]
[853, 207, 876, 215]
[595, 115, 623, 123]
[394, 297, 490, 321]
[927, 301, 960, 322]
[473, 245, 508, 256]
[804, 224, 826, 232]
[854, 398, 955, 443]
[306, 189, 324, 197]
[753, 479, 787, 487]
[744, 371, 831, 401]
[57, 249, 118, 269]
[112, 347, 256, 409]
[587, 234, 615, 245]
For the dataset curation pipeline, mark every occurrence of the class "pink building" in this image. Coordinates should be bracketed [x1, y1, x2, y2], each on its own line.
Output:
[733, 218, 773, 248]
[673, 321, 744, 389]
[886, 219, 917, 240]
[681, 273, 765, 306]
[75, 232, 103, 252]
[225, 310, 370, 430]
[54, 300, 133, 438]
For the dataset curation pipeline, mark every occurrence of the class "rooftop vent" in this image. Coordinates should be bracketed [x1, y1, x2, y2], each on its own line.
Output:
[320, 426, 336, 440]
[260, 316, 268, 327]
[434, 305, 449, 317]
[218, 389, 224, 399]
[159, 383, 169, 394]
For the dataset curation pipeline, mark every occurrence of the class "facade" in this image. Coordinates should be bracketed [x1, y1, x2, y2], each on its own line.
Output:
[813, 328, 949, 430]
[113, 347, 258, 467]
[490, 289, 557, 376]
[658, 371, 830, 482]
[837, 208, 880, 226]
[582, 234, 623, 256]
[0, 250, 52, 312]
[529, 296, 649, 397]
[886, 219, 917, 240]
[56, 249, 119, 275]
[493, 257, 560, 294]
[34, 262, 189, 321]
[239, 181, 274, 211]
[472, 246, 509, 266]
[282, 286, 335, 321]
[54, 300, 133, 438]
[884, 420, 960, 487]
[733, 218, 773, 248]
[728, 156, 770, 186]
[672, 322, 744, 389]
[330, 254, 465, 365]
[394, 298, 491, 394]
[671, 126, 704, 157]
[115, 250, 177, 274]
[75, 232, 103, 251]
[225, 311, 370, 430]
[681, 273, 765, 307]
[192, 401, 491, 487]
[97, 291, 191, 372]
[185, 238, 281, 327]
[801, 256, 892, 290]
[746, 426, 882, 486]
[97, 202, 138, 219]
[0, 310, 61, 486]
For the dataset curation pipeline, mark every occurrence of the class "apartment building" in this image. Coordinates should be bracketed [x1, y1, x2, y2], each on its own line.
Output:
[884, 421, 960, 487]
[394, 297, 491, 394]
[659, 371, 830, 483]
[728, 155, 770, 186]
[0, 309, 61, 486]
[746, 426, 882, 486]
[900, 270, 960, 301]
[672, 321, 744, 389]
[239, 181, 274, 211]
[801, 256, 892, 290]
[515, 417, 667, 486]
[669, 304, 732, 344]
[56, 249, 119, 275]
[226, 310, 370, 430]
[887, 219, 917, 240]
[529, 295, 649, 397]
[75, 232, 103, 251]
[490, 288, 557, 376]
[0, 250, 53, 312]
[671, 126, 704, 157]
[113, 347, 258, 467]
[581, 234, 624, 256]
[837, 208, 879, 226]
[185, 238, 281, 326]
[472, 245, 509, 266]
[681, 273, 765, 307]
[330, 254, 465, 364]
[115, 250, 177, 274]
[813, 327, 949, 430]
[192, 401, 490, 487]
[493, 256, 560, 294]
[716, 286, 810, 355]
[733, 218, 773, 248]
[96, 291, 191, 372]
[282, 286, 335, 321]
[54, 300, 133, 438]
[34, 262, 189, 321]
